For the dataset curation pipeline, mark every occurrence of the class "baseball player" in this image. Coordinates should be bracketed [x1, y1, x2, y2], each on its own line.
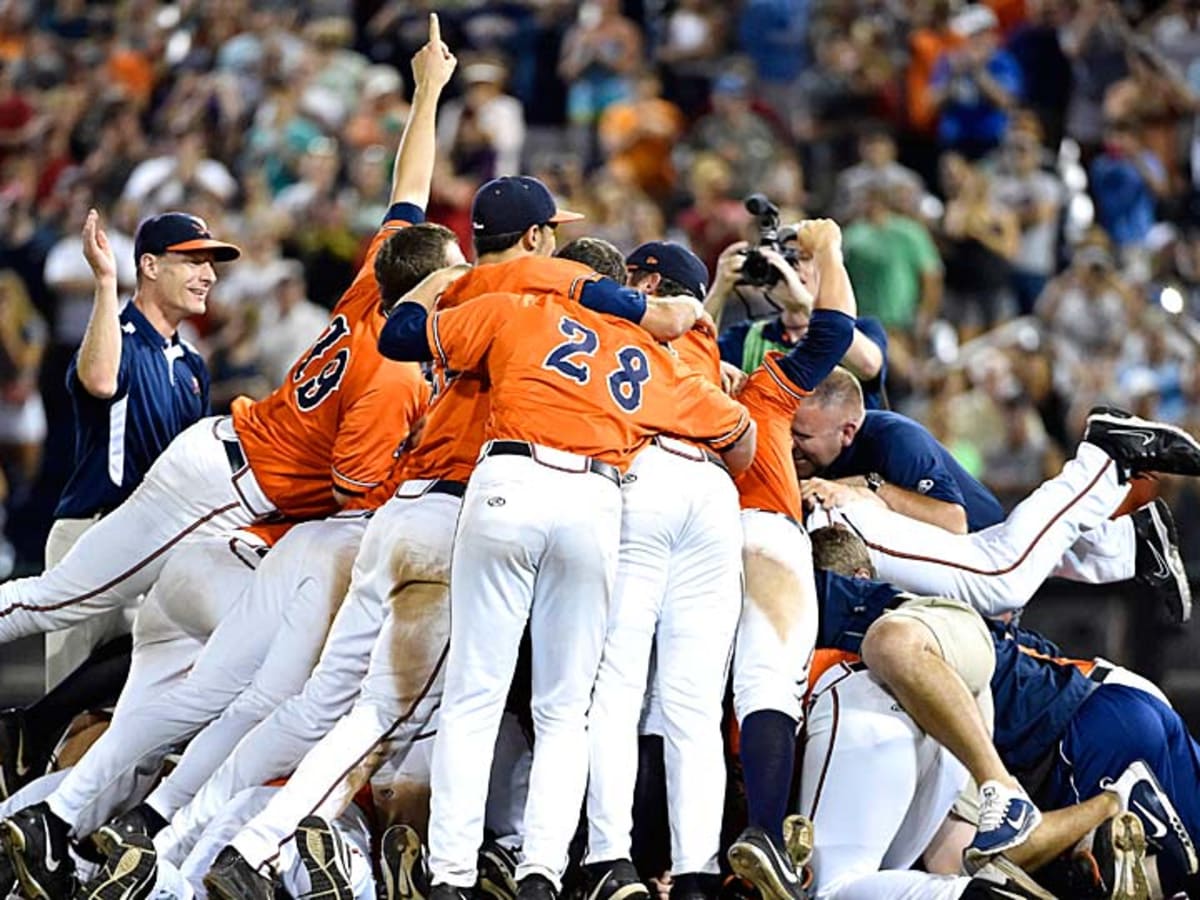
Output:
[796, 377, 1197, 623]
[371, 218, 755, 900]
[0, 14, 457, 648]
[719, 219, 857, 900]
[584, 241, 742, 900]
[42, 208, 223, 691]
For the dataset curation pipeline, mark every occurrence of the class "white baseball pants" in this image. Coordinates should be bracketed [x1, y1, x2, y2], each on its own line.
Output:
[229, 484, 462, 871]
[801, 666, 971, 900]
[45, 515, 364, 836]
[0, 416, 274, 643]
[161, 484, 461, 867]
[428, 451, 622, 890]
[830, 442, 1132, 616]
[587, 442, 742, 876]
[733, 510, 819, 725]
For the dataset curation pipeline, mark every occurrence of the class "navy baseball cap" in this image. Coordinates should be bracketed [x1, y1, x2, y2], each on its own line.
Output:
[626, 241, 709, 300]
[471, 176, 584, 238]
[134, 212, 241, 263]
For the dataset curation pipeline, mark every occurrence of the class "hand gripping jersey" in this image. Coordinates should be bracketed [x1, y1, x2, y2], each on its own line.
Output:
[232, 206, 429, 517]
[425, 290, 750, 468]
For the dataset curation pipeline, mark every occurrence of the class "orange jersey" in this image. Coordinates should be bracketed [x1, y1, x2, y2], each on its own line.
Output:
[734, 352, 813, 520]
[399, 256, 604, 483]
[233, 216, 429, 518]
[671, 328, 722, 387]
[427, 291, 750, 470]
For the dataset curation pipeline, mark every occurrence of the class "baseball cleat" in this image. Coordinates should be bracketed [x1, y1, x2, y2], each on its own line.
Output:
[515, 875, 557, 900]
[962, 857, 1057, 898]
[76, 832, 158, 900]
[1, 802, 75, 900]
[202, 846, 273, 900]
[727, 826, 808, 900]
[582, 859, 649, 900]
[1083, 407, 1200, 480]
[968, 781, 1042, 859]
[0, 709, 33, 801]
[0, 849, 15, 899]
[296, 816, 353, 900]
[91, 805, 162, 859]
[1101, 760, 1198, 876]
[667, 873, 721, 900]
[428, 885, 475, 900]
[781, 815, 813, 871]
[478, 840, 519, 900]
[380, 824, 429, 900]
[1132, 500, 1191, 624]
[1091, 812, 1151, 900]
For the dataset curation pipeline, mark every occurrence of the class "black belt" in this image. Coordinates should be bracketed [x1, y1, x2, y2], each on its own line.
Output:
[427, 480, 466, 498]
[485, 440, 621, 486]
[223, 438, 247, 473]
[1089, 663, 1113, 684]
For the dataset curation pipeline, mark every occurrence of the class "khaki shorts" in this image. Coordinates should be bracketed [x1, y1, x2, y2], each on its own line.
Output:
[883, 594, 996, 696]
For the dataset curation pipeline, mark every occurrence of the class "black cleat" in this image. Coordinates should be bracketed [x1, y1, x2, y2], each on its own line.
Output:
[668, 873, 721, 900]
[76, 832, 158, 900]
[1, 802, 75, 900]
[582, 860, 649, 900]
[0, 709, 34, 801]
[296, 817, 353, 900]
[727, 827, 807, 900]
[1, 849, 15, 898]
[961, 857, 1056, 898]
[1132, 500, 1192, 624]
[202, 846, 273, 900]
[381, 824, 429, 900]
[429, 885, 475, 900]
[478, 840, 518, 900]
[515, 874, 557, 900]
[91, 806, 164, 860]
[1083, 407, 1200, 480]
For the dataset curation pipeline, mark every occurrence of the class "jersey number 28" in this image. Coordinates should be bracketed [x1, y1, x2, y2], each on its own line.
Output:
[544, 317, 651, 412]
[293, 315, 351, 411]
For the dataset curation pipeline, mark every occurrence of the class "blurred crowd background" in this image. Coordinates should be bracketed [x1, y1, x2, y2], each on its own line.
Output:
[3, 0, 1200, 708]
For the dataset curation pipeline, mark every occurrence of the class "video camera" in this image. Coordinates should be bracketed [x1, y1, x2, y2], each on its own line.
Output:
[739, 193, 801, 288]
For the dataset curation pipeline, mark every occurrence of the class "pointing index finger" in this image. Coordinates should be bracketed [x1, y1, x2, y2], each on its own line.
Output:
[428, 12, 441, 45]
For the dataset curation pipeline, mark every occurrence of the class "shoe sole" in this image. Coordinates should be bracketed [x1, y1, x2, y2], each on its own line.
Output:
[203, 868, 252, 900]
[583, 874, 648, 900]
[1110, 813, 1151, 900]
[975, 854, 1057, 900]
[781, 815, 813, 870]
[1145, 501, 1192, 624]
[727, 842, 800, 900]
[81, 843, 157, 900]
[478, 845, 519, 900]
[297, 818, 352, 900]
[381, 825, 425, 900]
[92, 825, 129, 860]
[2, 819, 60, 900]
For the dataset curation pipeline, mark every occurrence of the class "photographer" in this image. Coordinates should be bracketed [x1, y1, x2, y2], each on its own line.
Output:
[704, 218, 889, 407]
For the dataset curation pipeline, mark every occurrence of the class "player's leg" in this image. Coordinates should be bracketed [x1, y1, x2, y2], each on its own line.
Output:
[0, 417, 268, 642]
[519, 468, 623, 889]
[653, 465, 742, 880]
[728, 510, 817, 898]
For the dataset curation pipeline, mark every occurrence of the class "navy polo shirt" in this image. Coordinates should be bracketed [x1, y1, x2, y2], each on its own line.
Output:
[823, 410, 1005, 531]
[56, 302, 210, 519]
[717, 315, 889, 409]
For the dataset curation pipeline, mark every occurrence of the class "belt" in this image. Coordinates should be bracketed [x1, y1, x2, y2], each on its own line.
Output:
[652, 436, 729, 473]
[484, 440, 621, 487]
[427, 480, 466, 498]
[223, 438, 247, 473]
[1089, 663, 1113, 684]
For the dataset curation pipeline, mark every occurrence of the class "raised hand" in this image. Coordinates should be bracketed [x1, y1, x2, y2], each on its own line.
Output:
[412, 12, 457, 94]
[82, 209, 117, 282]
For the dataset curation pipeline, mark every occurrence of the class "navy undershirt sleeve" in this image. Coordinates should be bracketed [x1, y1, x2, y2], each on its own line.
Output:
[378, 302, 432, 362]
[774, 308, 855, 392]
[384, 202, 425, 225]
[578, 279, 647, 321]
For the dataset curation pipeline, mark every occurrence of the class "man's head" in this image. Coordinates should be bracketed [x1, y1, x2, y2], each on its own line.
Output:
[470, 175, 584, 262]
[625, 241, 708, 300]
[790, 367, 866, 479]
[556, 237, 627, 283]
[133, 212, 241, 319]
[375, 222, 466, 314]
[859, 129, 897, 168]
[810, 524, 876, 579]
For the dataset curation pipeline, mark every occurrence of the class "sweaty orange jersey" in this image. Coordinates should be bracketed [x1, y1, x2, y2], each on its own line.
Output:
[735, 352, 813, 520]
[399, 256, 603, 483]
[427, 291, 750, 470]
[671, 328, 722, 387]
[233, 215, 429, 518]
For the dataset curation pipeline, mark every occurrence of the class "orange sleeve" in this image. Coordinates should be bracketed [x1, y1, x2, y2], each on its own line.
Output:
[330, 361, 430, 497]
[427, 292, 522, 374]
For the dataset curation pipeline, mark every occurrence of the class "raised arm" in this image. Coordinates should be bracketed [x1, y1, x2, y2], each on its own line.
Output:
[76, 210, 123, 399]
[390, 14, 457, 210]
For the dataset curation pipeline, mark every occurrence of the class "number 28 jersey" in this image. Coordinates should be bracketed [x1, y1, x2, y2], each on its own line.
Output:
[426, 291, 750, 471]
[232, 212, 429, 518]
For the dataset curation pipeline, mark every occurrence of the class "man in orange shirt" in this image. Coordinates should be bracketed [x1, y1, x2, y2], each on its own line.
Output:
[375, 206, 755, 900]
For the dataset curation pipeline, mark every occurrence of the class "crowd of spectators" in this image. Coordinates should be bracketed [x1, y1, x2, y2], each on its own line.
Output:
[2, 0, 1200, 576]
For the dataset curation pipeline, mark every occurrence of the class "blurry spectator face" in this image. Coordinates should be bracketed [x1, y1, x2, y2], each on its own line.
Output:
[1007, 134, 1040, 174]
[939, 152, 971, 197]
[790, 400, 858, 478]
[860, 133, 896, 167]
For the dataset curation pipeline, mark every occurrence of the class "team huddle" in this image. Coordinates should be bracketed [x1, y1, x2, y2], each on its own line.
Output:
[3, 16, 1200, 900]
